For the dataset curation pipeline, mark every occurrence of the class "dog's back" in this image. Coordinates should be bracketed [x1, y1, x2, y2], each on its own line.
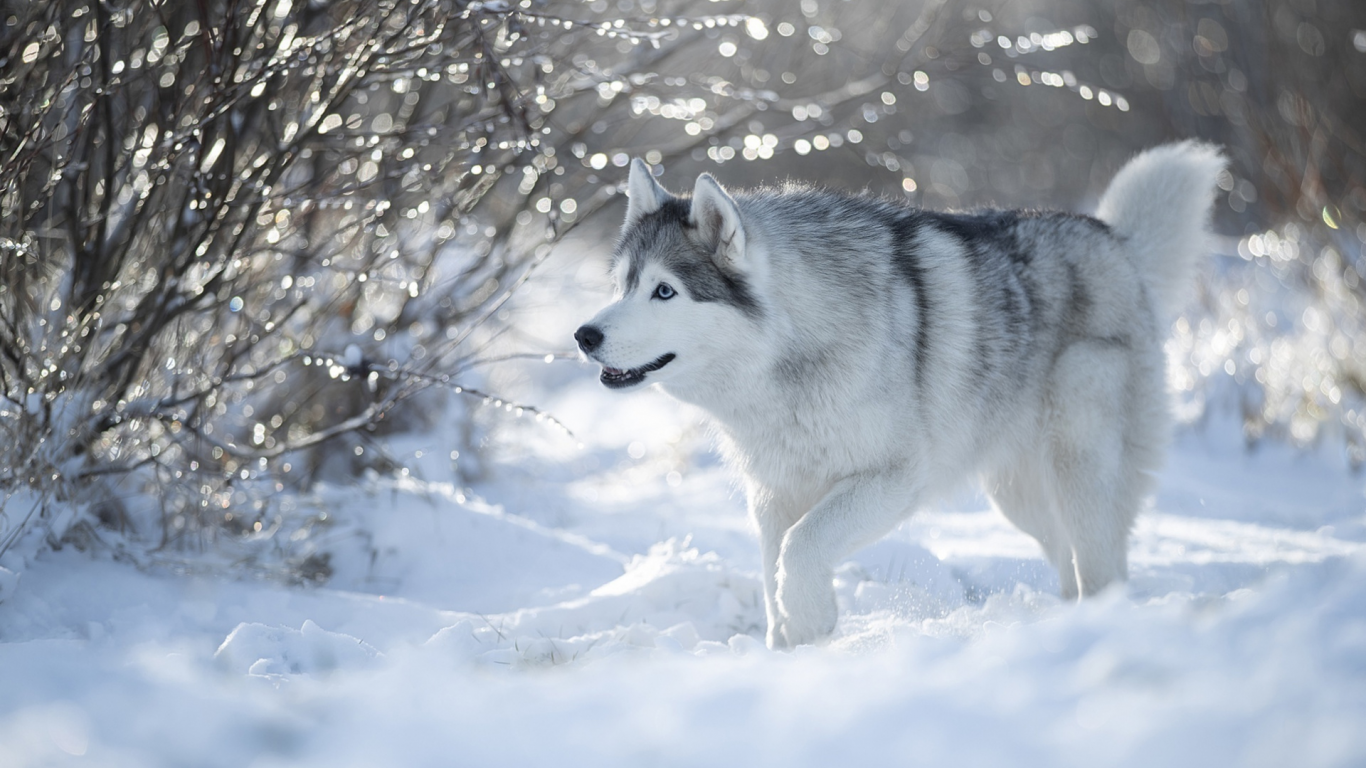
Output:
[717, 187, 1151, 492]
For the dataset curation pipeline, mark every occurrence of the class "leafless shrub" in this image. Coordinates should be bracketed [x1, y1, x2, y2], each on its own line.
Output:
[0, 0, 776, 565]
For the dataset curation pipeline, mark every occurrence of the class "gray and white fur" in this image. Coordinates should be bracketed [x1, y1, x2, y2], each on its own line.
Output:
[575, 142, 1226, 649]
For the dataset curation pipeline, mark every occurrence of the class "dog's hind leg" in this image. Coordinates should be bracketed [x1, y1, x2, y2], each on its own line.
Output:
[1045, 344, 1137, 598]
[985, 459, 1079, 600]
[773, 471, 919, 647]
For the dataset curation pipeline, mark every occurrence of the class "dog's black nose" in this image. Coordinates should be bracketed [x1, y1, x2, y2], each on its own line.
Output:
[575, 325, 604, 353]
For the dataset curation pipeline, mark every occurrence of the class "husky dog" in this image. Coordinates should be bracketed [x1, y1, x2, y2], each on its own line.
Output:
[575, 143, 1224, 648]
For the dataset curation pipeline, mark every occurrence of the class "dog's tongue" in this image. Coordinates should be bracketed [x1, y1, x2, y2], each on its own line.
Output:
[603, 366, 624, 375]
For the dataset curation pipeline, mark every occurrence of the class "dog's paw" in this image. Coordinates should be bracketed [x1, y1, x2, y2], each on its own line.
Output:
[765, 621, 789, 650]
[777, 615, 835, 647]
[775, 571, 837, 647]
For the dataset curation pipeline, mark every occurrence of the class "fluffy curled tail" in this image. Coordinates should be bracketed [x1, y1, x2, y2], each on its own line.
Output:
[1096, 141, 1226, 321]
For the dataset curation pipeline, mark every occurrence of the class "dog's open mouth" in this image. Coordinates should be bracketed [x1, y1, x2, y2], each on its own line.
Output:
[600, 353, 676, 389]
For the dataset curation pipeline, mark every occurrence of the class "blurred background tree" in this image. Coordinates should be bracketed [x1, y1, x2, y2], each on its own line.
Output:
[1, 0, 1361, 577]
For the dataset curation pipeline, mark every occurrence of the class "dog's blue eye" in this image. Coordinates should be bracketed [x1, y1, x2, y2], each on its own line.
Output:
[652, 283, 676, 300]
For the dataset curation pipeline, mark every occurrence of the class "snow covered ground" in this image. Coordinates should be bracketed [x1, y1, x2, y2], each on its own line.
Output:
[2, 248, 1364, 767]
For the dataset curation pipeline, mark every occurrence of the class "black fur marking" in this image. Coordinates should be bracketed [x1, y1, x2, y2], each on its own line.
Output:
[616, 197, 762, 318]
[926, 209, 1020, 245]
[888, 214, 931, 387]
[927, 209, 1038, 269]
[920, 209, 1047, 392]
[617, 198, 694, 294]
[670, 258, 762, 316]
[961, 243, 997, 388]
[995, 243, 1034, 354]
[1001, 269, 1033, 346]
[1062, 260, 1093, 339]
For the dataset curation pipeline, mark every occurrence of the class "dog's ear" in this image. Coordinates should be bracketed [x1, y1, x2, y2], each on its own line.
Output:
[625, 159, 670, 225]
[690, 173, 746, 270]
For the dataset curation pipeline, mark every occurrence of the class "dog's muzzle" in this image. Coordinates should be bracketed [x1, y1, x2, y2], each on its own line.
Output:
[575, 324, 675, 388]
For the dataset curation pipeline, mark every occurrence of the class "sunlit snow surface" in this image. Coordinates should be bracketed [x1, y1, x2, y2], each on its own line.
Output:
[2, 259, 1365, 766]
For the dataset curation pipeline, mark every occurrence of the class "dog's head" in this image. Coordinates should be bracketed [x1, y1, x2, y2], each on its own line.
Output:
[575, 160, 763, 392]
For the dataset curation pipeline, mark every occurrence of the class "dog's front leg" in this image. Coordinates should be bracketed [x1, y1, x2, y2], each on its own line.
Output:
[774, 470, 919, 648]
[758, 518, 786, 649]
[749, 487, 802, 649]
